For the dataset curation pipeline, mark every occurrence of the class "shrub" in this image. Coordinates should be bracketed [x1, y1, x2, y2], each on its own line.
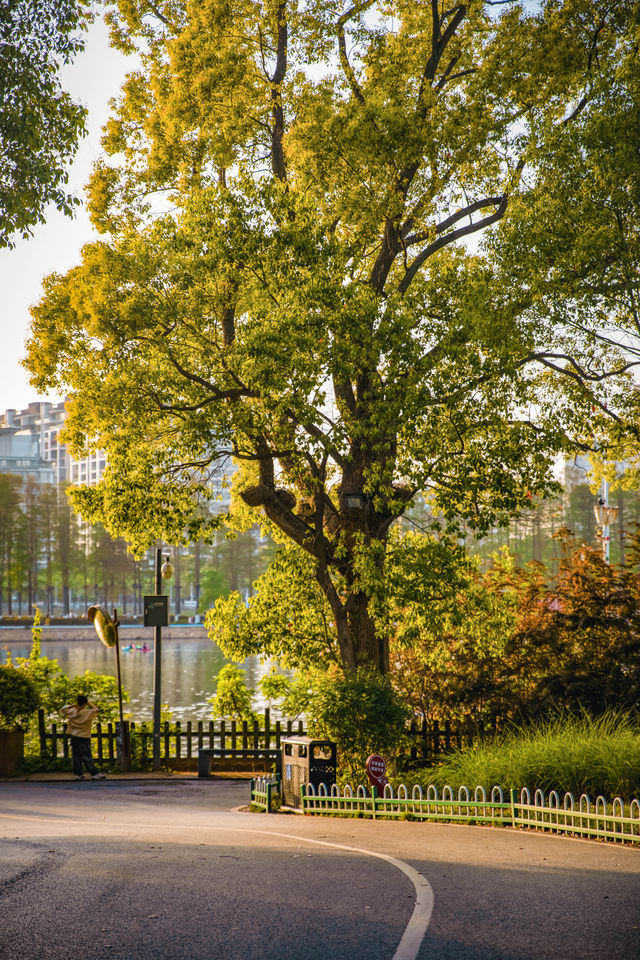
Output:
[306, 668, 411, 782]
[208, 663, 257, 722]
[0, 665, 40, 729]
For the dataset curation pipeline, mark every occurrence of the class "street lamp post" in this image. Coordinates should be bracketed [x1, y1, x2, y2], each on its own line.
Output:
[594, 478, 619, 564]
[152, 547, 173, 771]
[87, 604, 128, 771]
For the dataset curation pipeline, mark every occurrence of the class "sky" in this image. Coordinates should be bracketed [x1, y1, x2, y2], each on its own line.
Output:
[0, 17, 131, 414]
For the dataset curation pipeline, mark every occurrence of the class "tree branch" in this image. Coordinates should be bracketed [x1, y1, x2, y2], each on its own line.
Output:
[417, 3, 467, 108]
[164, 348, 257, 402]
[399, 194, 509, 294]
[240, 478, 337, 561]
[367, 3, 470, 293]
[336, 1, 376, 105]
[561, 18, 606, 127]
[146, 393, 219, 414]
[530, 352, 640, 385]
[403, 195, 506, 248]
[527, 355, 638, 425]
[269, 2, 288, 181]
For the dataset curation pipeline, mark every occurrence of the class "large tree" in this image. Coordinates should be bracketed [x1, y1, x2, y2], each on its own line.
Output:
[26, 0, 640, 674]
[0, 0, 89, 247]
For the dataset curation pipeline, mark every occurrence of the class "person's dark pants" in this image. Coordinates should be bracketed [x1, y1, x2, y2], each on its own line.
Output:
[70, 736, 99, 776]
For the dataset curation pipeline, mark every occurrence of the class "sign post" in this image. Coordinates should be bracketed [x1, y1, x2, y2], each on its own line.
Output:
[144, 547, 172, 771]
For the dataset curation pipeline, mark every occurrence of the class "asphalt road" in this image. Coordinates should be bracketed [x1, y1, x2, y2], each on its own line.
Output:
[1, 779, 639, 960]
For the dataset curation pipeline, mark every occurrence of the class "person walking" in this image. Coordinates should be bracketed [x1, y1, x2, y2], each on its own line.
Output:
[60, 695, 107, 780]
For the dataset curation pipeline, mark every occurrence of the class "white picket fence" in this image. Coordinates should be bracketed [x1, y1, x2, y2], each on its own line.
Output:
[292, 782, 640, 843]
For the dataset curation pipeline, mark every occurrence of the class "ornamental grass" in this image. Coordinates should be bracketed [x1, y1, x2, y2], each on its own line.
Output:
[417, 712, 640, 801]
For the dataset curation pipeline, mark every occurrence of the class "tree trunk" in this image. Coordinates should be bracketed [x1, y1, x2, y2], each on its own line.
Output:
[241, 446, 396, 675]
[61, 557, 70, 614]
[533, 513, 542, 563]
[345, 590, 389, 673]
[317, 562, 390, 675]
[617, 491, 625, 565]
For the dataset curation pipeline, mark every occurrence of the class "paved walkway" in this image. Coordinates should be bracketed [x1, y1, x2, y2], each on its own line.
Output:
[1, 779, 639, 959]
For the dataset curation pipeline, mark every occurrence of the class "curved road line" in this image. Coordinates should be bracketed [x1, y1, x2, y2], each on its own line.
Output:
[0, 813, 435, 960]
[245, 828, 434, 960]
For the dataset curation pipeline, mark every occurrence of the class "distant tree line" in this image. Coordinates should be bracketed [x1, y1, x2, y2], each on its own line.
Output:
[443, 481, 640, 573]
[0, 474, 274, 618]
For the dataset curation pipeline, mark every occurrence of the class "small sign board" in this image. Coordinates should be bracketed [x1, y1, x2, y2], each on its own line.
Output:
[143, 595, 168, 627]
[367, 754, 386, 779]
[366, 753, 389, 793]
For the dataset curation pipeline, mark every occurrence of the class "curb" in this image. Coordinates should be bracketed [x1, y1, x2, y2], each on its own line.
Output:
[0, 773, 248, 783]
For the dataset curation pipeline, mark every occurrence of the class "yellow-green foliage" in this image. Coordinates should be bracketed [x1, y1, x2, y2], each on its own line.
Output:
[25, 0, 640, 678]
[208, 663, 257, 723]
[0, 666, 40, 729]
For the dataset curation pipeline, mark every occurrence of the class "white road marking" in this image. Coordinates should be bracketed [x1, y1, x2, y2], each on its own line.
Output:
[0, 811, 435, 960]
[245, 828, 434, 960]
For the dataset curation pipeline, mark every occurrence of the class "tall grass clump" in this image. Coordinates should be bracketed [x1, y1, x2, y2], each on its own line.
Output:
[419, 712, 640, 800]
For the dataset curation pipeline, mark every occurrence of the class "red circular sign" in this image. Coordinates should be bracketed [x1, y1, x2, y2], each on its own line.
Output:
[366, 754, 386, 777]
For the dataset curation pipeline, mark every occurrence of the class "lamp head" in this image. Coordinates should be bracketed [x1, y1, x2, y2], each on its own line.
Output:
[604, 505, 619, 524]
[87, 605, 117, 648]
[594, 500, 619, 525]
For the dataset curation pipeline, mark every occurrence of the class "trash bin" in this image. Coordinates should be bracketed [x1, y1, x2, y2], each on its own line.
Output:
[281, 736, 337, 808]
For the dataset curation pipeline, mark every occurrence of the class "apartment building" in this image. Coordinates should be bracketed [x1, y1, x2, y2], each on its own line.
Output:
[0, 401, 106, 486]
[0, 424, 53, 483]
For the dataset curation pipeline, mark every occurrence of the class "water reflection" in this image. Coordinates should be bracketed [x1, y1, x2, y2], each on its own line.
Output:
[1, 637, 271, 722]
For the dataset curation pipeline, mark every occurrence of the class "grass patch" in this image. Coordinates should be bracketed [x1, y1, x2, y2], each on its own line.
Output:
[410, 712, 640, 801]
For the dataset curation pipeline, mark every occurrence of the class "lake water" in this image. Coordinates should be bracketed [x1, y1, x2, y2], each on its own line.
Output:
[0, 629, 274, 723]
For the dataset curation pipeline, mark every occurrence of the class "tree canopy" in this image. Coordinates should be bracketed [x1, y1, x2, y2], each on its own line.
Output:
[26, 0, 640, 675]
[0, 0, 90, 247]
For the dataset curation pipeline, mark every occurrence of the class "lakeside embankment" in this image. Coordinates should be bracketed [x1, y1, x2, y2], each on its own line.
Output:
[0, 624, 209, 643]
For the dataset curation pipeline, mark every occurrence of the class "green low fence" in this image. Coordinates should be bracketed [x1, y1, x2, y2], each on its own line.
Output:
[250, 775, 282, 813]
[257, 781, 640, 844]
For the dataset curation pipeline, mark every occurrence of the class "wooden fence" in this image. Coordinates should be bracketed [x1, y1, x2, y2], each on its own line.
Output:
[38, 709, 306, 768]
[38, 710, 494, 768]
[407, 717, 498, 764]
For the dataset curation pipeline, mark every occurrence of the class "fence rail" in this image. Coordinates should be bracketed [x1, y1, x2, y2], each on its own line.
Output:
[38, 709, 305, 766]
[39, 711, 485, 766]
[295, 782, 640, 844]
[250, 775, 282, 813]
[407, 717, 498, 763]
